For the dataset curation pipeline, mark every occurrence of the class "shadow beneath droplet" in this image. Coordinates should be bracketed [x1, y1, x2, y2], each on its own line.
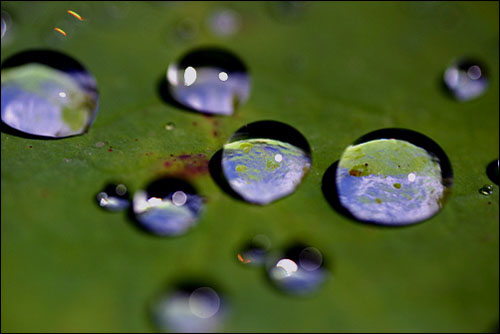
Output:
[0, 121, 65, 140]
[486, 159, 499, 185]
[208, 149, 245, 202]
[321, 160, 428, 229]
[157, 74, 200, 114]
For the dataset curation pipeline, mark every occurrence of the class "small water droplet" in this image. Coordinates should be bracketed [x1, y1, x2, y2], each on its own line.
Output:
[132, 178, 203, 236]
[479, 184, 494, 196]
[221, 121, 311, 205]
[1, 50, 99, 138]
[173, 18, 199, 42]
[443, 59, 488, 101]
[486, 159, 499, 185]
[207, 9, 241, 37]
[237, 234, 271, 266]
[166, 48, 250, 115]
[1, 11, 9, 40]
[267, 244, 328, 295]
[165, 122, 175, 131]
[96, 183, 130, 212]
[152, 285, 226, 333]
[95, 141, 105, 147]
[334, 129, 453, 225]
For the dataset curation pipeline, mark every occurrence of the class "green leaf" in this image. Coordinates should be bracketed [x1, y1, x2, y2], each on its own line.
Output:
[1, 2, 498, 332]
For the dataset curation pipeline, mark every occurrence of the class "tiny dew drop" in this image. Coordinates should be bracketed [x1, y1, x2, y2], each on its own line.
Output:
[166, 48, 250, 115]
[443, 58, 488, 101]
[132, 178, 203, 236]
[334, 128, 453, 226]
[221, 121, 311, 205]
[237, 234, 271, 266]
[165, 122, 175, 131]
[1, 50, 99, 138]
[479, 184, 494, 196]
[267, 244, 328, 295]
[96, 183, 130, 212]
[152, 284, 226, 333]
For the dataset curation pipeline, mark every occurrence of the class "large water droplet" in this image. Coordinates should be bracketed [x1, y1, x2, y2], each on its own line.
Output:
[96, 183, 130, 212]
[1, 11, 10, 40]
[221, 121, 311, 205]
[334, 129, 453, 225]
[479, 184, 494, 196]
[267, 244, 328, 295]
[166, 48, 250, 115]
[443, 59, 488, 101]
[237, 234, 271, 266]
[132, 178, 203, 236]
[487, 159, 499, 185]
[1, 50, 99, 138]
[152, 285, 226, 333]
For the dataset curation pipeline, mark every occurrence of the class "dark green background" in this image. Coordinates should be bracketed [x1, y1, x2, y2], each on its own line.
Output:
[1, 1, 498, 332]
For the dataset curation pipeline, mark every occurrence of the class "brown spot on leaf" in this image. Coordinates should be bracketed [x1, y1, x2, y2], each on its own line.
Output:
[349, 169, 363, 177]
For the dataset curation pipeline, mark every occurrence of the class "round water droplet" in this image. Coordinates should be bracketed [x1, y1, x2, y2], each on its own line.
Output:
[486, 159, 499, 185]
[479, 184, 494, 196]
[267, 244, 327, 295]
[165, 122, 175, 131]
[173, 18, 198, 42]
[221, 121, 311, 205]
[443, 59, 488, 101]
[334, 129, 453, 225]
[208, 9, 241, 37]
[1, 50, 99, 138]
[96, 183, 130, 212]
[237, 234, 271, 266]
[152, 285, 226, 333]
[166, 48, 250, 115]
[132, 178, 203, 236]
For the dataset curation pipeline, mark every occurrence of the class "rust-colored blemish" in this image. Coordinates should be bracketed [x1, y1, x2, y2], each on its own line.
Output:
[349, 169, 363, 177]
[162, 153, 210, 178]
[108, 148, 113, 152]
[192, 121, 198, 126]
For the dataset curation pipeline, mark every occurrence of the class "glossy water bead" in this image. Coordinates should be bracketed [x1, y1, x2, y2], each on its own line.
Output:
[221, 121, 311, 205]
[443, 59, 488, 101]
[334, 129, 453, 225]
[166, 48, 250, 115]
[1, 50, 99, 138]
[267, 244, 328, 295]
[132, 178, 203, 236]
[152, 285, 226, 333]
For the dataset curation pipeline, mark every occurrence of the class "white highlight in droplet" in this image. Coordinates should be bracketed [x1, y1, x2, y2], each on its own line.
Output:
[172, 191, 187, 206]
[184, 66, 197, 86]
[218, 71, 228, 82]
[276, 258, 298, 277]
[58, 92, 67, 98]
[274, 154, 283, 162]
[408, 173, 416, 182]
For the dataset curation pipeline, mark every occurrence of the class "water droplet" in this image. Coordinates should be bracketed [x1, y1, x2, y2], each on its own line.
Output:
[165, 122, 175, 131]
[237, 234, 271, 266]
[221, 121, 311, 205]
[132, 178, 203, 236]
[207, 9, 241, 37]
[173, 18, 199, 42]
[267, 244, 328, 295]
[486, 159, 499, 185]
[96, 183, 130, 212]
[334, 129, 453, 225]
[479, 184, 494, 196]
[1, 50, 99, 138]
[95, 141, 105, 147]
[1, 11, 8, 39]
[166, 48, 250, 115]
[443, 59, 488, 101]
[152, 285, 226, 333]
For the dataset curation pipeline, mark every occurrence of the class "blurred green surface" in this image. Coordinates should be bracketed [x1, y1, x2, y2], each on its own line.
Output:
[1, 1, 499, 332]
